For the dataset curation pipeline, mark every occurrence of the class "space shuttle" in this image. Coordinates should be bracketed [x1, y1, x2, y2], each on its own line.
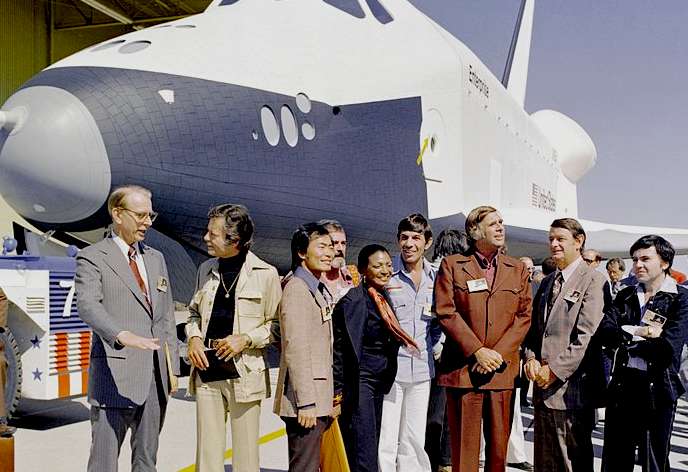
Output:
[1, 0, 687, 297]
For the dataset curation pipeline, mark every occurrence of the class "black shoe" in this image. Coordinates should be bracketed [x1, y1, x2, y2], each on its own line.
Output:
[0, 423, 16, 437]
[508, 462, 534, 471]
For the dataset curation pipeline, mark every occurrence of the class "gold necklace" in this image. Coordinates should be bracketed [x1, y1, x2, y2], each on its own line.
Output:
[220, 271, 240, 299]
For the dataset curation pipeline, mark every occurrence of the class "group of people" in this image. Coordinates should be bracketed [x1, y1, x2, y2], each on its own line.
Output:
[70, 184, 688, 472]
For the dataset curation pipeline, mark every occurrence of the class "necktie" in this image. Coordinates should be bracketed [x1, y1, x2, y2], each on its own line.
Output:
[128, 246, 151, 309]
[547, 272, 564, 317]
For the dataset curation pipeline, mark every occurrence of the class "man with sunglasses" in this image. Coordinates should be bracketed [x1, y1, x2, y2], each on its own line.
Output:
[76, 185, 179, 472]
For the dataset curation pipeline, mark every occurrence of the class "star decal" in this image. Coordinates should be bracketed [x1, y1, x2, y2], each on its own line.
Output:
[30, 335, 41, 349]
[32, 368, 42, 381]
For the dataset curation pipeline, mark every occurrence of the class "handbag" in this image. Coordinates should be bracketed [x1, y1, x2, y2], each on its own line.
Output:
[320, 418, 350, 472]
[197, 349, 240, 383]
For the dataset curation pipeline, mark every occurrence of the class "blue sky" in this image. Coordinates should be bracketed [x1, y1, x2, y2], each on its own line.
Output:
[408, 0, 688, 228]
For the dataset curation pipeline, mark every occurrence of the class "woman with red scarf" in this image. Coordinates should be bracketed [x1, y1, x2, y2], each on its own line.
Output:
[333, 244, 418, 472]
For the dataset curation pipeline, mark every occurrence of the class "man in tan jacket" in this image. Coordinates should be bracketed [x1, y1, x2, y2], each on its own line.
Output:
[274, 222, 336, 471]
[186, 204, 281, 472]
[524, 218, 605, 472]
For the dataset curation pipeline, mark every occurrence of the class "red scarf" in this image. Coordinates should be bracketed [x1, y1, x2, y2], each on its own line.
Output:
[367, 286, 420, 356]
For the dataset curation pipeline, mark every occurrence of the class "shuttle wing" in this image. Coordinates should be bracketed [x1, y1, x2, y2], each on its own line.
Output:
[493, 208, 688, 261]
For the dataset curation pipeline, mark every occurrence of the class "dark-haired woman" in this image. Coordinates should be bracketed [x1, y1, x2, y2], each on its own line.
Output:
[333, 244, 418, 472]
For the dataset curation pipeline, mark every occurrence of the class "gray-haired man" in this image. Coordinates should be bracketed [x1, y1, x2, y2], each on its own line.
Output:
[76, 185, 179, 472]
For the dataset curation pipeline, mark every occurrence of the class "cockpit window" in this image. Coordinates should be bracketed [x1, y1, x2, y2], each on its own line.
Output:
[322, 0, 365, 19]
[365, 0, 393, 24]
[219, 0, 240, 5]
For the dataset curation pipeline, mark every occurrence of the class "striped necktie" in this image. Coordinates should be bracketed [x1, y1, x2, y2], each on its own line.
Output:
[128, 246, 151, 309]
[547, 272, 564, 318]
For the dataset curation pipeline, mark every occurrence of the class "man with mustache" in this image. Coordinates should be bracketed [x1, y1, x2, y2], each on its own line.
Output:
[319, 219, 360, 302]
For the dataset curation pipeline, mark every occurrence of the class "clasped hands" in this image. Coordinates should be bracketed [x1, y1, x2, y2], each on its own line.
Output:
[187, 334, 250, 370]
[525, 358, 558, 389]
[636, 325, 661, 339]
[472, 347, 503, 375]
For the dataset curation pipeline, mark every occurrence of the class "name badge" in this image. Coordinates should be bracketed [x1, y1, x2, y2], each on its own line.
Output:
[157, 276, 168, 293]
[421, 303, 435, 319]
[642, 309, 667, 328]
[467, 278, 488, 292]
[321, 305, 333, 322]
[563, 290, 581, 303]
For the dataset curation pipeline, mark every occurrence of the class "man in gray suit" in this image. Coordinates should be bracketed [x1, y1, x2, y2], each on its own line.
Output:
[76, 185, 179, 472]
[523, 218, 606, 472]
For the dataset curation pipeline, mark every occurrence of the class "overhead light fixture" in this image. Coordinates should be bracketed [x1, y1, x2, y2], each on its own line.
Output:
[79, 0, 133, 25]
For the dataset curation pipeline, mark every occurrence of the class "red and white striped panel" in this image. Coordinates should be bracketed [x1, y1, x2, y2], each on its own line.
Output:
[49, 331, 91, 398]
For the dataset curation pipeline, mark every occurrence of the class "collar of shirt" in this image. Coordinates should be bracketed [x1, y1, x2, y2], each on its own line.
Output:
[392, 255, 435, 283]
[474, 250, 498, 271]
[294, 266, 331, 299]
[339, 265, 354, 284]
[557, 255, 583, 283]
[322, 266, 354, 287]
[112, 233, 141, 260]
[635, 274, 678, 308]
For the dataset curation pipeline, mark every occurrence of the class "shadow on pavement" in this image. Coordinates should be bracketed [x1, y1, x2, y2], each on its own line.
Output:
[11, 398, 90, 430]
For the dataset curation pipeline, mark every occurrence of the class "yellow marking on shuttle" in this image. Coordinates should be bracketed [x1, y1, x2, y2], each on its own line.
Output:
[178, 427, 287, 472]
[416, 137, 429, 165]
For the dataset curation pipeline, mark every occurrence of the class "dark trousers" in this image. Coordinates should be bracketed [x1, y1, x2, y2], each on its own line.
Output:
[425, 374, 451, 470]
[446, 388, 513, 472]
[602, 368, 677, 472]
[340, 377, 385, 472]
[533, 404, 594, 472]
[284, 416, 329, 472]
[87, 360, 167, 472]
[519, 379, 531, 406]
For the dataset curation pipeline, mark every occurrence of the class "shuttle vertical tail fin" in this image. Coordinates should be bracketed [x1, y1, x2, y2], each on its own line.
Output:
[501, 0, 535, 107]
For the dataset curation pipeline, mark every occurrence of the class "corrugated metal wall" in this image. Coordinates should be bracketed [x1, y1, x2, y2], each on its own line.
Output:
[52, 24, 127, 62]
[0, 0, 50, 104]
[0, 0, 128, 105]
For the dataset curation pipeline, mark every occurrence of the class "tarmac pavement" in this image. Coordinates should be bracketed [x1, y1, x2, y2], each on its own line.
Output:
[12, 369, 688, 471]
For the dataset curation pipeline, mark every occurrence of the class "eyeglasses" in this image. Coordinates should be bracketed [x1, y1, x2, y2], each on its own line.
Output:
[583, 258, 597, 265]
[118, 207, 158, 223]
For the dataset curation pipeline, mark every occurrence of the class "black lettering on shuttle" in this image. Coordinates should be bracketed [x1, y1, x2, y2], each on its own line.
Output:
[531, 183, 556, 212]
[468, 65, 490, 99]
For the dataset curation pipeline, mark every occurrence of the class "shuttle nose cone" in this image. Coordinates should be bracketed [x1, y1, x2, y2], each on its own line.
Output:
[0, 85, 111, 224]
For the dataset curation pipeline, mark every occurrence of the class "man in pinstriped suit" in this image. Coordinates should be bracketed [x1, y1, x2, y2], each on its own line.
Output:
[76, 185, 179, 472]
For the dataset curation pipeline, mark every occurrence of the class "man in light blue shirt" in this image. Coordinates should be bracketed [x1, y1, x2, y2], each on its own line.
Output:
[379, 213, 441, 472]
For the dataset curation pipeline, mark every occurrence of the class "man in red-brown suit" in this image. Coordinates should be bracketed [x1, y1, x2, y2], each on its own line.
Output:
[434, 206, 532, 472]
